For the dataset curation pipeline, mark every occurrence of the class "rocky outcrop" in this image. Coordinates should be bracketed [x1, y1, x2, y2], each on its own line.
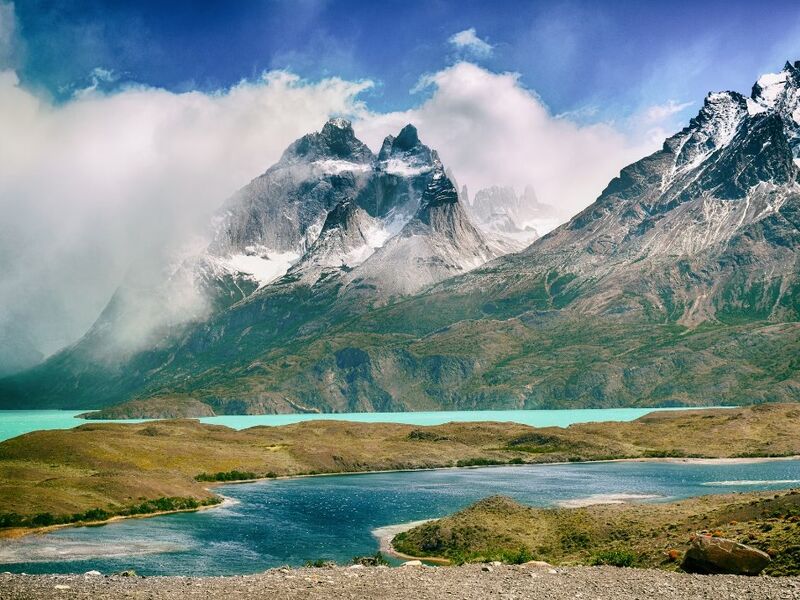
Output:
[681, 535, 771, 575]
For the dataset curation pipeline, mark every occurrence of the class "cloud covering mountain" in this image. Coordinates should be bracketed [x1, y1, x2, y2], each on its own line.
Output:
[0, 0, 758, 365]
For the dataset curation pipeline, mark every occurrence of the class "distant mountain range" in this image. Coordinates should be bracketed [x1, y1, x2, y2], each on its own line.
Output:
[2, 62, 799, 416]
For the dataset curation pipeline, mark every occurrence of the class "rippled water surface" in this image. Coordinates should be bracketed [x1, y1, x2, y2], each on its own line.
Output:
[2, 458, 798, 576]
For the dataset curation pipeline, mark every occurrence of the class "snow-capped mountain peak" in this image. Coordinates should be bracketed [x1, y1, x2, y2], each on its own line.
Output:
[750, 61, 800, 112]
[503, 60, 800, 326]
[377, 123, 437, 177]
[201, 121, 508, 297]
[666, 91, 748, 175]
[282, 117, 374, 164]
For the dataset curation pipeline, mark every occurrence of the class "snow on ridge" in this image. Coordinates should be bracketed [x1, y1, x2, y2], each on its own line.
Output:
[335, 212, 405, 268]
[747, 98, 767, 116]
[216, 248, 301, 288]
[754, 70, 789, 108]
[381, 158, 432, 177]
[313, 159, 372, 175]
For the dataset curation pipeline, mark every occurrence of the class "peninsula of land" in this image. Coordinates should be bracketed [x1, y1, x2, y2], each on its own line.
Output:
[0, 404, 798, 535]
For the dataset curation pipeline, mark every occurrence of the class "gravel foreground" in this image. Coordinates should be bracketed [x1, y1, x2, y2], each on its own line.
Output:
[2, 565, 800, 600]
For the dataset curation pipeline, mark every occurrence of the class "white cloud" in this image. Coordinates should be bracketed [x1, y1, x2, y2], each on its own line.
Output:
[639, 99, 693, 123]
[0, 68, 371, 355]
[0, 50, 693, 361]
[448, 28, 493, 57]
[356, 62, 658, 219]
[628, 99, 694, 147]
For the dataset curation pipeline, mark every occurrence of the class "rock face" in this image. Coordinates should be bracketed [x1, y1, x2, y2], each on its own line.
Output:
[347, 167, 502, 296]
[682, 535, 771, 575]
[516, 62, 800, 323]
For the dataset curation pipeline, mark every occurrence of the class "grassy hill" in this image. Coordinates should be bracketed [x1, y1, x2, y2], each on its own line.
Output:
[0, 404, 798, 533]
[392, 490, 800, 575]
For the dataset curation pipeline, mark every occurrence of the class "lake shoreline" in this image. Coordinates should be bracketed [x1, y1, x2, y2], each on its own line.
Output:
[76, 405, 732, 423]
[0, 496, 236, 541]
[1, 404, 798, 550]
[7, 454, 799, 541]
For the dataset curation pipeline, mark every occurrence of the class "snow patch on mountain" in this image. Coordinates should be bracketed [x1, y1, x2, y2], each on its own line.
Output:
[381, 158, 433, 177]
[217, 249, 302, 288]
[346, 165, 503, 296]
[753, 71, 789, 108]
[313, 159, 372, 175]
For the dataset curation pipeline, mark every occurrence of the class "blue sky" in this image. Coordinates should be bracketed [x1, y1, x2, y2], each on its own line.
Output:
[2, 0, 800, 356]
[10, 0, 800, 120]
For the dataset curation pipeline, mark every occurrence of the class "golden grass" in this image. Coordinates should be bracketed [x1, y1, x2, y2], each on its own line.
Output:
[0, 404, 797, 526]
[392, 489, 800, 575]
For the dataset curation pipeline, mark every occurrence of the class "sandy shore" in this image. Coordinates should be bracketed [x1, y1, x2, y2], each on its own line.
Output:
[2, 565, 799, 600]
[370, 519, 453, 564]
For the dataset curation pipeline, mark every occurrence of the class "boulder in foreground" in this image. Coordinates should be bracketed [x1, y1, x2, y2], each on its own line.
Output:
[682, 535, 771, 575]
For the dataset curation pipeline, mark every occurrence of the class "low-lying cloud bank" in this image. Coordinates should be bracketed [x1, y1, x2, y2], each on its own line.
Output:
[0, 70, 371, 356]
[0, 58, 675, 363]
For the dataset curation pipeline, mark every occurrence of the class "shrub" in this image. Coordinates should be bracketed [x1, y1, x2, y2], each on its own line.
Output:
[352, 552, 389, 566]
[30, 512, 56, 527]
[0, 513, 24, 528]
[305, 558, 336, 568]
[75, 508, 110, 522]
[591, 550, 637, 567]
[195, 470, 258, 482]
[498, 547, 534, 564]
[456, 457, 504, 467]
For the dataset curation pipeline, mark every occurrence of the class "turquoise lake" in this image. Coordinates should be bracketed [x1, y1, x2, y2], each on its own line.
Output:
[0, 407, 724, 441]
[0, 458, 798, 576]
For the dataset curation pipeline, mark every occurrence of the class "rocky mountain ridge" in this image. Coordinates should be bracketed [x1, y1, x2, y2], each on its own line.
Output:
[2, 63, 800, 414]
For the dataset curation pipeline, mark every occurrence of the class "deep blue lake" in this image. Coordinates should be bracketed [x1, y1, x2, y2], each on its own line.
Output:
[1, 458, 798, 576]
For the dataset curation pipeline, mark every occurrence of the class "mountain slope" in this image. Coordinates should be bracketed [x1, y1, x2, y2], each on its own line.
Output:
[4, 63, 800, 415]
[91, 61, 800, 415]
[0, 121, 508, 410]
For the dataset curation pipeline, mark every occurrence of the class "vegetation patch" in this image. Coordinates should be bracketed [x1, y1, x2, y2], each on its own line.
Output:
[0, 405, 798, 531]
[392, 490, 800, 575]
[195, 470, 259, 482]
[0, 496, 220, 529]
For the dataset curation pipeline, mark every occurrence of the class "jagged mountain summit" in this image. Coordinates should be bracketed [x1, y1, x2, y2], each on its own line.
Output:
[201, 119, 501, 295]
[475, 61, 800, 325]
[0, 120, 509, 409]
